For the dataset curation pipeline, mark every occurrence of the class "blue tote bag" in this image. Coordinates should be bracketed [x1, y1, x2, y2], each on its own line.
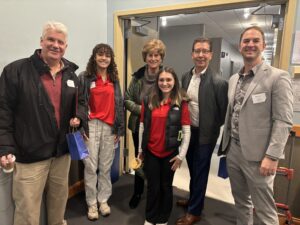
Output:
[218, 156, 228, 179]
[66, 129, 89, 160]
[66, 87, 89, 160]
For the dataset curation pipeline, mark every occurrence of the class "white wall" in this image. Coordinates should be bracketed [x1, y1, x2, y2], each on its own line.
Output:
[0, 0, 107, 73]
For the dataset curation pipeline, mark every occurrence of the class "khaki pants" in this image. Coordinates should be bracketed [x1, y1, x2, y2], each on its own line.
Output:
[83, 119, 115, 206]
[13, 154, 71, 225]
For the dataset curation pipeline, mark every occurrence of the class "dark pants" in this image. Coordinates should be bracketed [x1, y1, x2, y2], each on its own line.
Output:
[186, 128, 214, 216]
[132, 131, 144, 195]
[144, 150, 176, 224]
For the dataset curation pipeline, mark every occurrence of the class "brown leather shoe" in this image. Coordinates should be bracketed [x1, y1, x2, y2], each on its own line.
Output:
[175, 213, 201, 225]
[176, 199, 189, 207]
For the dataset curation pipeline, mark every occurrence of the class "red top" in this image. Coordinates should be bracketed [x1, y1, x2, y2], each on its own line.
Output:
[89, 75, 115, 126]
[40, 72, 62, 128]
[141, 99, 190, 158]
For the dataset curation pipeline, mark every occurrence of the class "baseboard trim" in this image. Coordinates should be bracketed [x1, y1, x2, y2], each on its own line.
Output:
[278, 213, 300, 225]
[68, 180, 84, 199]
[294, 217, 300, 225]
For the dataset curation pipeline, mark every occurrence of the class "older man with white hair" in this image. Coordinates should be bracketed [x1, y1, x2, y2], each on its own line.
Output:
[0, 21, 85, 225]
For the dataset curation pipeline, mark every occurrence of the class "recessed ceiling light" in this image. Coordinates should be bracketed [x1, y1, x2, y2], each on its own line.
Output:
[244, 8, 250, 19]
[161, 17, 167, 26]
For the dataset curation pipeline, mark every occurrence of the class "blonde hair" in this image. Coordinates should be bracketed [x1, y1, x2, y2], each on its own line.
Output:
[142, 39, 166, 62]
[42, 21, 68, 41]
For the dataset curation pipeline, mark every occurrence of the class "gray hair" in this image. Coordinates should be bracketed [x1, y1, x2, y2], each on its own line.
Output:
[42, 21, 68, 41]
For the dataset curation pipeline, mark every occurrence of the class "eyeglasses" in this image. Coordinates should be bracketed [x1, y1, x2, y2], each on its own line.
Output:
[193, 49, 211, 55]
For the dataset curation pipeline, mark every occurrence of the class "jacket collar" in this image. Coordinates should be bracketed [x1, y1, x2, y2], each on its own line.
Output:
[30, 49, 78, 76]
[187, 66, 211, 84]
[133, 65, 163, 79]
[240, 62, 267, 108]
[229, 62, 268, 108]
[133, 66, 146, 79]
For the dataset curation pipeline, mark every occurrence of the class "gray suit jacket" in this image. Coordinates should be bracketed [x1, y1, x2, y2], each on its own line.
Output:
[221, 63, 293, 161]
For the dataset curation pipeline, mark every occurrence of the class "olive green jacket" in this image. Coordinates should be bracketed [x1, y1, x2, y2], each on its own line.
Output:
[124, 66, 146, 133]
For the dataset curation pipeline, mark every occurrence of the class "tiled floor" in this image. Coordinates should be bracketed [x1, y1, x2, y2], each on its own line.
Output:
[173, 127, 234, 205]
[173, 151, 234, 204]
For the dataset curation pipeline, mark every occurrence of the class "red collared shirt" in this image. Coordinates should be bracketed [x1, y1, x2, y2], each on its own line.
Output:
[89, 75, 115, 126]
[40, 72, 62, 128]
[141, 99, 190, 158]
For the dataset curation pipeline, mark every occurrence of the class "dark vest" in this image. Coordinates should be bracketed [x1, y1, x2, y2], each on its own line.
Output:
[142, 99, 182, 153]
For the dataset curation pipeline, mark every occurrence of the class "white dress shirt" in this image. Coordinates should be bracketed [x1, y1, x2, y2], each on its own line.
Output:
[187, 67, 207, 127]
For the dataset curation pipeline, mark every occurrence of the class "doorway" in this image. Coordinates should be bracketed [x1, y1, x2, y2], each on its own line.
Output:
[114, 0, 298, 214]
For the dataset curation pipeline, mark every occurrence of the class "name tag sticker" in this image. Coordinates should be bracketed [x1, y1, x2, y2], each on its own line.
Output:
[67, 80, 75, 88]
[90, 82, 96, 89]
[177, 130, 183, 141]
[252, 93, 266, 104]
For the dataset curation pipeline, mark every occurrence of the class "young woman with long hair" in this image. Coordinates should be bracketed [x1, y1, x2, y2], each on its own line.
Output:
[138, 67, 191, 225]
[79, 43, 124, 221]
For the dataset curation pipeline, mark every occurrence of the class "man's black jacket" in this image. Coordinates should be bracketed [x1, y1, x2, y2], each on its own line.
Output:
[0, 50, 86, 163]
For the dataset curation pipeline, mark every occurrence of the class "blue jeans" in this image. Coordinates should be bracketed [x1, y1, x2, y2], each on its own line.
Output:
[186, 128, 214, 216]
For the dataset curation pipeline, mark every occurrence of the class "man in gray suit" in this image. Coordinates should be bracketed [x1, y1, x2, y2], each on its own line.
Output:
[220, 26, 293, 225]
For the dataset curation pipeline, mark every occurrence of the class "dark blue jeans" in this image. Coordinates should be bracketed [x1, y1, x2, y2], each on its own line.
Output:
[186, 128, 214, 216]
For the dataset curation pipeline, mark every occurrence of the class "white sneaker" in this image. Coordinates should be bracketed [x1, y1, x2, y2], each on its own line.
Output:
[99, 202, 111, 216]
[87, 204, 99, 220]
[144, 220, 154, 225]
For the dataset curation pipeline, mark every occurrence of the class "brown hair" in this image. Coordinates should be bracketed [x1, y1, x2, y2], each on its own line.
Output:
[192, 37, 212, 52]
[239, 26, 265, 44]
[85, 43, 119, 82]
[148, 66, 188, 110]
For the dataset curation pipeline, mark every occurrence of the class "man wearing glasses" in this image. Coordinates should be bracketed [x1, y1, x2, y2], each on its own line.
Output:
[176, 37, 228, 225]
